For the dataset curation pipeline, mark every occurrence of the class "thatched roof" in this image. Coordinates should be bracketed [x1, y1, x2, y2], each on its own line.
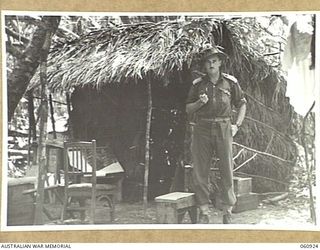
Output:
[41, 17, 283, 94]
[46, 19, 215, 90]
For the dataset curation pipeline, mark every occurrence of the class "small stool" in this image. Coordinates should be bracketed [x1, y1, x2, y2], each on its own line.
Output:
[155, 192, 197, 224]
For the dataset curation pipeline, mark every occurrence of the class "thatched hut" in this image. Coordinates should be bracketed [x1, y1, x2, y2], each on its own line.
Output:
[32, 17, 297, 200]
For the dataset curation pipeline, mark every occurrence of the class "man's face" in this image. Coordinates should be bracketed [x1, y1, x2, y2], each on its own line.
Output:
[203, 55, 222, 74]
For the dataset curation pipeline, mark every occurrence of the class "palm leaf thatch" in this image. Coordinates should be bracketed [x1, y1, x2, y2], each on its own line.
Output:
[45, 19, 219, 90]
[34, 17, 297, 192]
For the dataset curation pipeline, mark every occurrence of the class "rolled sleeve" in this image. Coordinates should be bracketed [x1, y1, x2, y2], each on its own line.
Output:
[231, 81, 247, 109]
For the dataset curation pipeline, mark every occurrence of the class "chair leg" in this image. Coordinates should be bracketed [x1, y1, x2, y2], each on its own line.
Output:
[188, 206, 198, 224]
[78, 199, 87, 222]
[91, 197, 96, 224]
[110, 195, 115, 222]
[178, 210, 186, 223]
[61, 196, 69, 222]
[98, 195, 115, 223]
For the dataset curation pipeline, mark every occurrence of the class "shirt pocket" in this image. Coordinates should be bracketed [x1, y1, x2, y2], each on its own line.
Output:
[219, 87, 231, 104]
[198, 85, 208, 96]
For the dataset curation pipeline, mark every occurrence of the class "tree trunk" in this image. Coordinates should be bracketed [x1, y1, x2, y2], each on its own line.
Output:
[143, 78, 152, 215]
[7, 16, 60, 122]
[33, 20, 59, 225]
[27, 90, 36, 166]
[49, 94, 57, 139]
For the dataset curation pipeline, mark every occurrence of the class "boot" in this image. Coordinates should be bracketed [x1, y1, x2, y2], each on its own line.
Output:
[222, 213, 232, 224]
[198, 204, 210, 224]
[199, 212, 210, 224]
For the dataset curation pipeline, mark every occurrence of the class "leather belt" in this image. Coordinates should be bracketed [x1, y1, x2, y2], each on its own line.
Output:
[199, 117, 230, 122]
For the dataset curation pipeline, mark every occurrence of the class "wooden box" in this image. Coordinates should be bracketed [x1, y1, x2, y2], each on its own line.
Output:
[215, 192, 259, 213]
[232, 192, 259, 213]
[233, 176, 252, 195]
[7, 177, 36, 226]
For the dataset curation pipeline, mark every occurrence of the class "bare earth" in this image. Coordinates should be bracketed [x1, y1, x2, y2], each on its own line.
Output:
[43, 195, 314, 227]
[111, 197, 313, 226]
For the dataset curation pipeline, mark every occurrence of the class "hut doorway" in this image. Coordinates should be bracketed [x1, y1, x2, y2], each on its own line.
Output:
[69, 71, 192, 200]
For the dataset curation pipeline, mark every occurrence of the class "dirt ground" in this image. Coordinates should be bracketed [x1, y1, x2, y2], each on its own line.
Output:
[112, 197, 313, 225]
[44, 195, 314, 226]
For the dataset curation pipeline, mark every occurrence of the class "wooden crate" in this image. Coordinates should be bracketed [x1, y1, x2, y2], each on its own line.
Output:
[215, 192, 259, 213]
[233, 176, 252, 195]
[232, 192, 259, 213]
[7, 177, 36, 226]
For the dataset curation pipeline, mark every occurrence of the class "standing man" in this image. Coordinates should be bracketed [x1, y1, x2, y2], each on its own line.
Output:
[186, 47, 247, 224]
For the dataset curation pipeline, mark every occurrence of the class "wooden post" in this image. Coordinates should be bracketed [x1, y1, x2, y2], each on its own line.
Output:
[49, 94, 57, 139]
[33, 29, 54, 225]
[143, 77, 152, 215]
[66, 93, 74, 139]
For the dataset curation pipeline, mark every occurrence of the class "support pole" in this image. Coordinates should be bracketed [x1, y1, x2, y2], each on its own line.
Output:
[66, 93, 74, 139]
[33, 26, 55, 225]
[49, 94, 57, 139]
[143, 77, 152, 215]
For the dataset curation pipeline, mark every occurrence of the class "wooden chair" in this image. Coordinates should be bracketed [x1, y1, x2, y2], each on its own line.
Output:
[61, 140, 116, 224]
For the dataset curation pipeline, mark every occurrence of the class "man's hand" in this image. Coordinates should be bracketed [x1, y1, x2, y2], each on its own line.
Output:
[199, 93, 209, 104]
[231, 124, 239, 137]
[186, 93, 208, 115]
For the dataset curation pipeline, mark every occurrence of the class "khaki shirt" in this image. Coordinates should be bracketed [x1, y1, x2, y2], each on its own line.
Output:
[186, 73, 246, 120]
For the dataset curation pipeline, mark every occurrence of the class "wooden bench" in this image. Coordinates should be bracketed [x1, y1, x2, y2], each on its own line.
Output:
[8, 177, 36, 226]
[155, 192, 197, 224]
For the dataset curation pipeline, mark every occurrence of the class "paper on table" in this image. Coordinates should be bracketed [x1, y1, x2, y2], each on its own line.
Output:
[67, 151, 124, 176]
[96, 162, 124, 176]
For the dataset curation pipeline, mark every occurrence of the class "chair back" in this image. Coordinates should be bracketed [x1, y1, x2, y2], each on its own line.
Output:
[61, 139, 119, 224]
[63, 140, 97, 188]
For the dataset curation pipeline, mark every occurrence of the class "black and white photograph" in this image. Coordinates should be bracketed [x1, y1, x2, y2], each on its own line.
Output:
[1, 12, 319, 231]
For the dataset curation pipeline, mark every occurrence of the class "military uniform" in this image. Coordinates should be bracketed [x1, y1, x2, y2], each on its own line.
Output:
[186, 73, 246, 210]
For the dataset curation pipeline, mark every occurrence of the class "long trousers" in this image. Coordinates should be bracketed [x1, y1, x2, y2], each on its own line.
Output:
[191, 119, 236, 208]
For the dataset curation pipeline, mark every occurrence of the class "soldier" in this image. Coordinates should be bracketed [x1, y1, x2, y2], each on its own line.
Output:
[186, 47, 247, 224]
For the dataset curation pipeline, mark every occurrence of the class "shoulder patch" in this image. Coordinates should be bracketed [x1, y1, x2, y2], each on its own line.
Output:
[192, 77, 203, 85]
[222, 73, 238, 83]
